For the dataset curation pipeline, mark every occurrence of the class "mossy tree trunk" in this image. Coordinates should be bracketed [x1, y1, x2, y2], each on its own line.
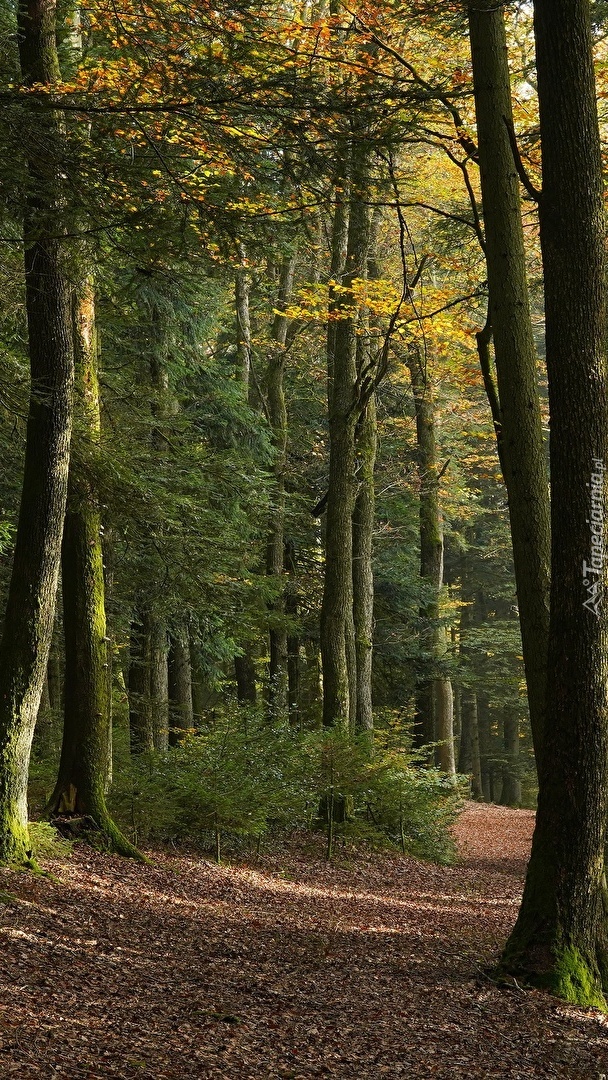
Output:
[500, 0, 608, 1005]
[0, 0, 74, 865]
[48, 286, 142, 860]
[468, 3, 550, 765]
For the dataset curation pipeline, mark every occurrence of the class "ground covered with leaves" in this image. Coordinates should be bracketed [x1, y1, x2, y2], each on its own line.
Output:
[1, 803, 607, 1078]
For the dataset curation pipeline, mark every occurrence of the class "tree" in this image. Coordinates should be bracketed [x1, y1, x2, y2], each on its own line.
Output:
[467, 1, 550, 762]
[0, 0, 74, 865]
[501, 0, 608, 1005]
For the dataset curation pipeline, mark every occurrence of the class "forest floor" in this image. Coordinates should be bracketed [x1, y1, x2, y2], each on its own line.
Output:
[1, 804, 608, 1079]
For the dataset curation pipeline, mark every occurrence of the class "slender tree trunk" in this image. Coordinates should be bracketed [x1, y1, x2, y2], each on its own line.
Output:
[320, 146, 369, 728]
[0, 0, 74, 864]
[128, 617, 153, 753]
[468, 4, 550, 764]
[500, 0, 608, 1005]
[407, 350, 455, 774]
[150, 620, 169, 750]
[168, 627, 193, 744]
[266, 254, 297, 720]
[48, 287, 141, 858]
[352, 393, 375, 734]
[351, 204, 380, 735]
[285, 539, 301, 727]
[501, 710, 521, 806]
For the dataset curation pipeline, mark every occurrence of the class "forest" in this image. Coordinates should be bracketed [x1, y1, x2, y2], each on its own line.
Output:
[1, 0, 608, 1075]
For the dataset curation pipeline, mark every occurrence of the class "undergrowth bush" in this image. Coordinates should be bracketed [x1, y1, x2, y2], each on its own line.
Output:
[109, 709, 464, 864]
[28, 821, 74, 860]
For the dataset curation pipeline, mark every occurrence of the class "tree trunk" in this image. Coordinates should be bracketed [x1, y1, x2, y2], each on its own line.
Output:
[285, 539, 301, 727]
[320, 147, 369, 728]
[501, 711, 521, 806]
[500, 0, 608, 1004]
[168, 627, 194, 744]
[150, 619, 169, 750]
[0, 0, 74, 865]
[266, 254, 297, 720]
[128, 617, 153, 753]
[48, 286, 141, 858]
[468, 3, 550, 765]
[407, 349, 455, 775]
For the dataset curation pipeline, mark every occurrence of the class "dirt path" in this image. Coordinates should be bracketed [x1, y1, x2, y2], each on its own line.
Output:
[0, 803, 607, 1079]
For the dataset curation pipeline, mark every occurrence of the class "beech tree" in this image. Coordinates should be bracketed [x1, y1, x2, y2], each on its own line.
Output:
[501, 0, 608, 1004]
[0, 0, 74, 865]
[467, 1, 550, 761]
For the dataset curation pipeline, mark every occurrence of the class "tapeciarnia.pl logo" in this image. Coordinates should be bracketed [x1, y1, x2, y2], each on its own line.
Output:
[582, 457, 605, 617]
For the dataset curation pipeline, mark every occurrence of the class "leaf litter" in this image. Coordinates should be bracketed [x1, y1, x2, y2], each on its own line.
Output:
[0, 802, 607, 1078]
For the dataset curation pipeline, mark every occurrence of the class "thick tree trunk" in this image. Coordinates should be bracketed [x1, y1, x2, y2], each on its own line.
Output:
[0, 0, 74, 865]
[500, 0, 608, 1005]
[468, 4, 550, 766]
[48, 287, 141, 859]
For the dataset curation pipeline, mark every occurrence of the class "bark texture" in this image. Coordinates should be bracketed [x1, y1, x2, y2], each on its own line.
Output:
[468, 3, 550, 762]
[48, 287, 141, 859]
[407, 350, 455, 775]
[266, 254, 297, 719]
[500, 0, 608, 1005]
[0, 0, 74, 864]
[320, 146, 369, 727]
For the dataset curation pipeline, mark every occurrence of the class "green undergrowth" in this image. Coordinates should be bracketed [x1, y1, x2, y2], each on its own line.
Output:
[107, 710, 465, 865]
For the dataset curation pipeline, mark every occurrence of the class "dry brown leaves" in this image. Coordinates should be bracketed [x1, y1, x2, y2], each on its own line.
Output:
[0, 802, 607, 1078]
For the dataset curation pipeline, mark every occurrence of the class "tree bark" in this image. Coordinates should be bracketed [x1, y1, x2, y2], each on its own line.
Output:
[468, 3, 550, 764]
[407, 349, 455, 775]
[500, 0, 608, 1005]
[0, 0, 74, 865]
[168, 627, 194, 744]
[48, 286, 141, 859]
[320, 146, 369, 728]
[128, 617, 153, 753]
[266, 254, 297, 720]
[150, 619, 169, 750]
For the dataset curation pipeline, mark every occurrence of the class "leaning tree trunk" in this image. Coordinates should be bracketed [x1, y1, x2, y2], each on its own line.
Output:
[500, 0, 608, 1006]
[0, 0, 74, 865]
[468, 2, 550, 765]
[48, 286, 141, 859]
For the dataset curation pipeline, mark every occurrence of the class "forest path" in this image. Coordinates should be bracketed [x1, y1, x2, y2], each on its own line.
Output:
[1, 803, 608, 1079]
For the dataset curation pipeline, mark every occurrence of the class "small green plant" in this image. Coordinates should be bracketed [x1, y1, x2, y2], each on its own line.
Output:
[108, 708, 463, 864]
[28, 821, 74, 861]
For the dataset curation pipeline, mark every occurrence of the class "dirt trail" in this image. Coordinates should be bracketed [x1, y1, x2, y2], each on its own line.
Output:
[0, 803, 607, 1079]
